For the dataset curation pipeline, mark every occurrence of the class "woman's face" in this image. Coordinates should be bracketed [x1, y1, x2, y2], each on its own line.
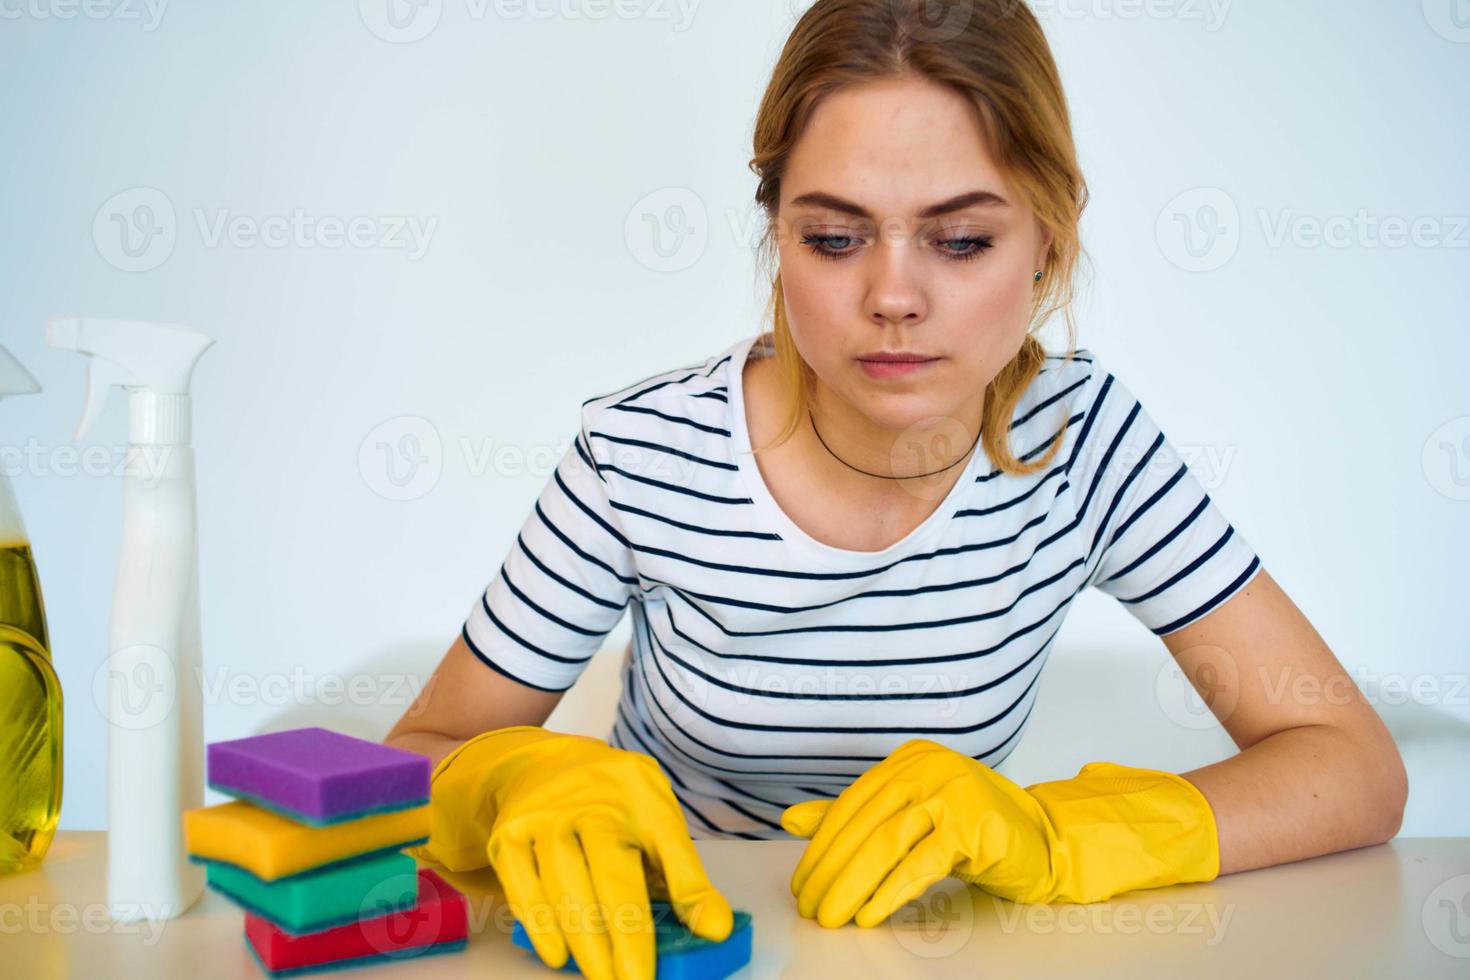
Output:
[774, 75, 1052, 442]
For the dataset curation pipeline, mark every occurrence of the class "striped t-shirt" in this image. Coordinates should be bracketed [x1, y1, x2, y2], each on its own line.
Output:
[461, 332, 1262, 839]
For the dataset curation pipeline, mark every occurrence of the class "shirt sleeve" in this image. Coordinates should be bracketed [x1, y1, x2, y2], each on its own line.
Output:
[1069, 358, 1263, 636]
[460, 403, 639, 691]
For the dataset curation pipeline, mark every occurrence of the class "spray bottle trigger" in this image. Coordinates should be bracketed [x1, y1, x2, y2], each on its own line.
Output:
[75, 354, 143, 442]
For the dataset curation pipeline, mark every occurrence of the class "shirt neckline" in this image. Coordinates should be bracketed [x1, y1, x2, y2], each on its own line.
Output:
[725, 331, 989, 570]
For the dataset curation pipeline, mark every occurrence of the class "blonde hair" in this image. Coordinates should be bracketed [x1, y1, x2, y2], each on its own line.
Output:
[747, 0, 1090, 475]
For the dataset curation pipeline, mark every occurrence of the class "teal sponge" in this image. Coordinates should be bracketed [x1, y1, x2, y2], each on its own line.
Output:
[205, 851, 418, 935]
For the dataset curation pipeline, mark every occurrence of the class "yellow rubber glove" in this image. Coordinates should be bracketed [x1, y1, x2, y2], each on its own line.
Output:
[407, 726, 733, 980]
[780, 738, 1219, 928]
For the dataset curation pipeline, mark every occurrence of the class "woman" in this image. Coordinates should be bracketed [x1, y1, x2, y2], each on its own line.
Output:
[386, 2, 1407, 978]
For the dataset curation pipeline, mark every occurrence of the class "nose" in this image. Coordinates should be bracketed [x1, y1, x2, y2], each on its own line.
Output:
[865, 227, 928, 328]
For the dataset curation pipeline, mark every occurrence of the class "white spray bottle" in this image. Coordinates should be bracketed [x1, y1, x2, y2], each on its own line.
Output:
[45, 316, 214, 922]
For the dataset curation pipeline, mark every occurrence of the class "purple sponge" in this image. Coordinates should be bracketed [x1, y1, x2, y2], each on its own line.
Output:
[207, 727, 431, 827]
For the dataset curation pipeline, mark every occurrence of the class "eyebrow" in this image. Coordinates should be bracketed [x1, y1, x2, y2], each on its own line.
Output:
[785, 189, 1010, 220]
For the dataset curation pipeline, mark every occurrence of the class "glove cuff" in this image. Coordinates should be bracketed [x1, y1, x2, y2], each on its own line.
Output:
[1023, 761, 1220, 904]
[428, 725, 555, 783]
[409, 725, 566, 871]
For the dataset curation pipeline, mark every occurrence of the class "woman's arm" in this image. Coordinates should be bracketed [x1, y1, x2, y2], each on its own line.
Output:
[384, 632, 564, 769]
[1167, 567, 1408, 874]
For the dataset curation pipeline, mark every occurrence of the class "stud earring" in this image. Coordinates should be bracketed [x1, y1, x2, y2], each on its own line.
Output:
[1033, 271, 1043, 282]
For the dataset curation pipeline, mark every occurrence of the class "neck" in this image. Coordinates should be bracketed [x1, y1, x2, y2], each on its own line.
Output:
[804, 379, 984, 486]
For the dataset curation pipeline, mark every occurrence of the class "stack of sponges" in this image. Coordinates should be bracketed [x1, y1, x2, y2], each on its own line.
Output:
[183, 726, 469, 976]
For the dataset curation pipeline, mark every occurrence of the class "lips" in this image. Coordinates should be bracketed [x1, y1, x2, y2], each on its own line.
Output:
[857, 353, 938, 363]
[858, 357, 939, 379]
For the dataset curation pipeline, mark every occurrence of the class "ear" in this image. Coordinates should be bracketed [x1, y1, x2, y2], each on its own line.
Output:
[780, 798, 834, 838]
[1037, 228, 1054, 268]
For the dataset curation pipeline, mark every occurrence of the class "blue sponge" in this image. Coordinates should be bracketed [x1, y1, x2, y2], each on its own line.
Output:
[510, 902, 753, 979]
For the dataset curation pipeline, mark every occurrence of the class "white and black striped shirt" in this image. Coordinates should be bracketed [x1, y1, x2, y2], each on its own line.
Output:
[461, 332, 1262, 839]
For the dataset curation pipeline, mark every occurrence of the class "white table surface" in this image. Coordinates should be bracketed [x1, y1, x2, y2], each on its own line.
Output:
[5, 833, 1470, 978]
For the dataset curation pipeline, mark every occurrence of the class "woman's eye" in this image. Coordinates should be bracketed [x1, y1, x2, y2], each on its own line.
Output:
[801, 233, 859, 260]
[800, 233, 995, 262]
[937, 236, 995, 261]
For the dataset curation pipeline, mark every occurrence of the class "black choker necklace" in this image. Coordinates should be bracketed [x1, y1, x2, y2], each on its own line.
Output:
[807, 409, 981, 480]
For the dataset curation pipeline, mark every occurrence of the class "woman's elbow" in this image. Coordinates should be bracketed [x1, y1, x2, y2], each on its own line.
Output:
[1363, 729, 1409, 844]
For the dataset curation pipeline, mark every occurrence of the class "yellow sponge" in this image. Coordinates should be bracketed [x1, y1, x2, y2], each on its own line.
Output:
[183, 800, 430, 882]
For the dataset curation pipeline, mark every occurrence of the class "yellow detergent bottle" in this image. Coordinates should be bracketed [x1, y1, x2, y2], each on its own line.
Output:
[0, 342, 61, 875]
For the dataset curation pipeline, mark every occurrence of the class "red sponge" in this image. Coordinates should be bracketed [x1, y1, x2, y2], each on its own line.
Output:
[244, 867, 467, 976]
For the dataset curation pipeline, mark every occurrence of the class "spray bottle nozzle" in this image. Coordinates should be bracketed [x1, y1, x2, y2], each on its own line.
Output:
[45, 316, 214, 444]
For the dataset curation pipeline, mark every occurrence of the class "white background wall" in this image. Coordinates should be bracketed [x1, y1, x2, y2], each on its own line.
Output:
[0, 1, 1465, 835]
